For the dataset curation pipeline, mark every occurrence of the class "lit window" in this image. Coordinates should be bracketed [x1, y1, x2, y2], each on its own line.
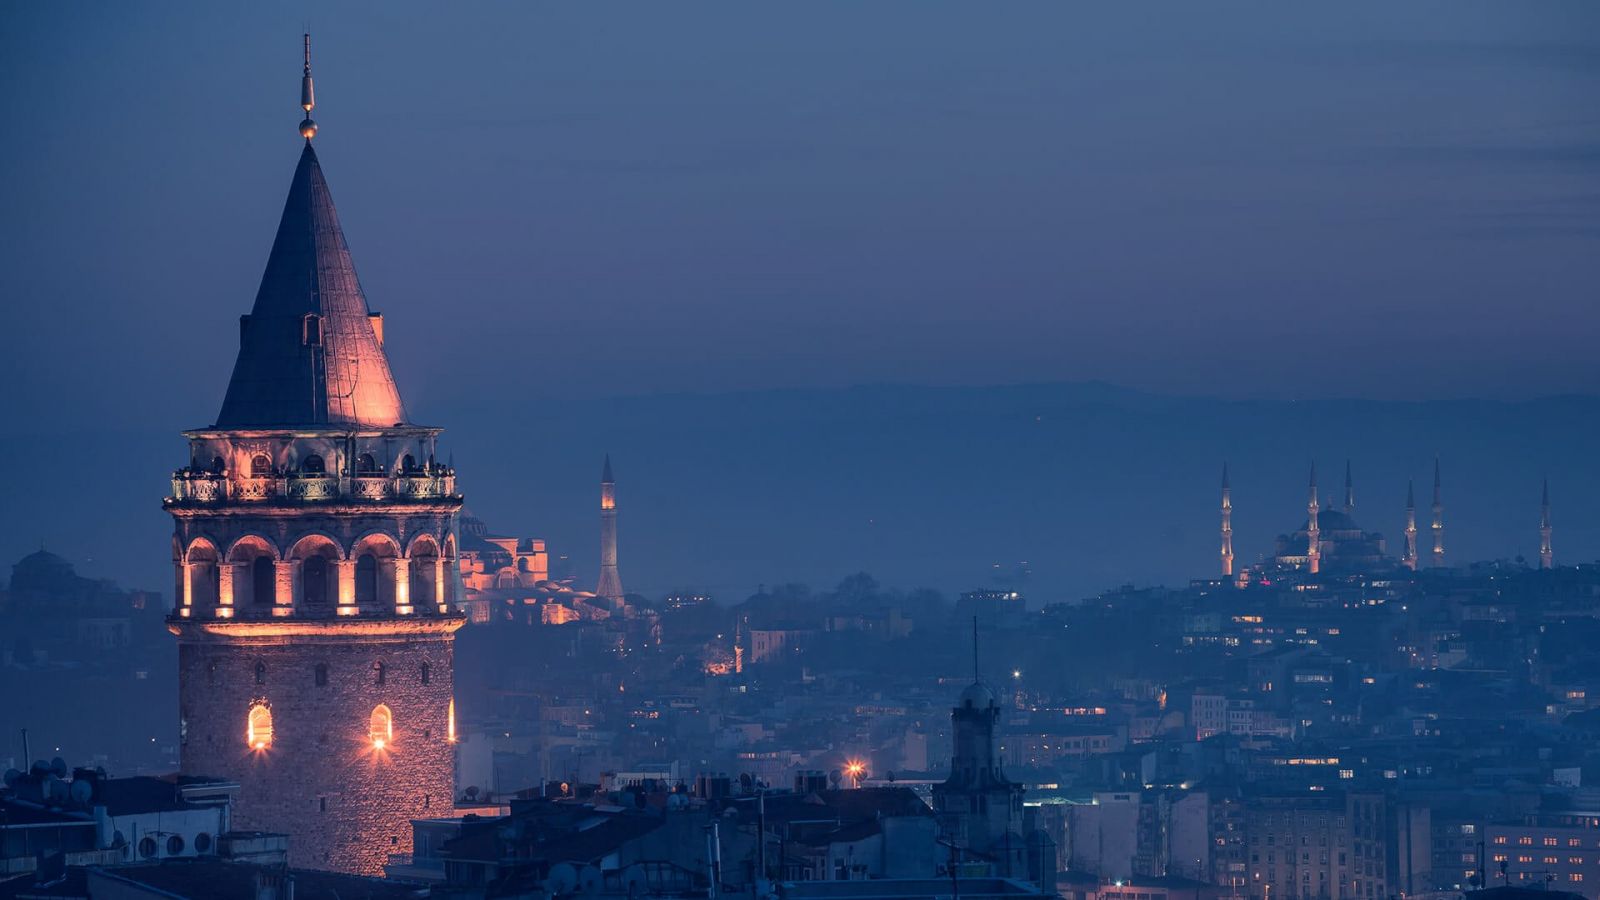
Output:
[247, 703, 273, 750]
[251, 454, 272, 477]
[1572, 875, 1584, 883]
[1546, 838, 1560, 847]
[370, 704, 393, 750]
[447, 698, 457, 743]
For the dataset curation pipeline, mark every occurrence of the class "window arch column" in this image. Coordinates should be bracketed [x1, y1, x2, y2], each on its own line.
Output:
[216, 563, 236, 618]
[336, 559, 358, 615]
[393, 557, 412, 614]
[273, 560, 296, 616]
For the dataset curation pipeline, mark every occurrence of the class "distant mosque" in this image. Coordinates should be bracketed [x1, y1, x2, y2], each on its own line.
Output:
[1219, 458, 1553, 578]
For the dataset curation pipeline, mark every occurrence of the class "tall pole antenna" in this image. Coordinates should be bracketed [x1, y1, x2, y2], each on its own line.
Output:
[971, 616, 979, 683]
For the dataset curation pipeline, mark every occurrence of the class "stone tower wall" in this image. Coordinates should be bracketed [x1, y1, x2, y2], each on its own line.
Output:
[177, 624, 455, 875]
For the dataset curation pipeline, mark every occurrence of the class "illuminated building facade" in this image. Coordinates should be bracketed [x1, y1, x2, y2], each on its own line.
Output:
[164, 42, 462, 875]
[1269, 463, 1392, 574]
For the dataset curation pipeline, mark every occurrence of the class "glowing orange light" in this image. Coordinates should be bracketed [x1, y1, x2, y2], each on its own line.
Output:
[247, 703, 273, 750]
[447, 699, 457, 744]
[369, 703, 393, 750]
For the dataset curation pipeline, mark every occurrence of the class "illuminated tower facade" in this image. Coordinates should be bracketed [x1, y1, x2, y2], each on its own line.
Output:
[596, 455, 624, 600]
[1306, 464, 1321, 575]
[1402, 480, 1418, 571]
[1431, 457, 1445, 568]
[164, 40, 463, 875]
[1220, 463, 1234, 577]
[1540, 479, 1553, 570]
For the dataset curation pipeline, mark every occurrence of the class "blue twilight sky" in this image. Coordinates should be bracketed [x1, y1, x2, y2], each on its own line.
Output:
[2, 4, 1599, 599]
[3, 2, 1600, 429]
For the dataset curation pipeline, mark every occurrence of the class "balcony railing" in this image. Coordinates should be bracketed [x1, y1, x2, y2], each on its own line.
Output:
[168, 470, 457, 505]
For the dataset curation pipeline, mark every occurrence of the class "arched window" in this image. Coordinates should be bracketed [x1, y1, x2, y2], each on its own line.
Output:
[247, 703, 273, 749]
[302, 454, 325, 474]
[254, 662, 266, 685]
[355, 555, 378, 605]
[356, 453, 380, 475]
[370, 704, 393, 749]
[420, 663, 431, 685]
[302, 556, 330, 606]
[250, 454, 272, 477]
[315, 663, 328, 687]
[209, 456, 225, 474]
[402, 453, 417, 472]
[251, 557, 275, 607]
[374, 662, 386, 685]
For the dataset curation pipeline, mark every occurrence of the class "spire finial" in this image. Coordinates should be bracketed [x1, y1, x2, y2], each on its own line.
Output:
[972, 616, 980, 683]
[299, 33, 318, 141]
[1343, 460, 1355, 514]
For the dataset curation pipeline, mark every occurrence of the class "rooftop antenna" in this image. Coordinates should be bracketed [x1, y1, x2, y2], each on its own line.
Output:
[299, 33, 318, 141]
[971, 616, 980, 683]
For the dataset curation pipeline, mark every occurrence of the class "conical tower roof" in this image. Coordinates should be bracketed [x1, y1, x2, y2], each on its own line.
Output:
[215, 143, 407, 428]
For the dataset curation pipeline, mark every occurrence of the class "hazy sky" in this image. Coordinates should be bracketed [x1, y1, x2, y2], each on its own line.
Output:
[4, 2, 1600, 435]
[2, 4, 1599, 597]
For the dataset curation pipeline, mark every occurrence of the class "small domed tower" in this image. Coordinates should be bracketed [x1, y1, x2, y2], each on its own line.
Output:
[164, 39, 463, 875]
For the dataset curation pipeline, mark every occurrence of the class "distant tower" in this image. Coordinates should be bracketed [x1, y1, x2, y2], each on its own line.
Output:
[1220, 463, 1234, 577]
[1343, 460, 1355, 516]
[1540, 478, 1553, 570]
[165, 39, 462, 875]
[1306, 463, 1321, 574]
[1402, 479, 1418, 571]
[596, 455, 624, 600]
[1431, 456, 1445, 568]
[932, 622, 1026, 878]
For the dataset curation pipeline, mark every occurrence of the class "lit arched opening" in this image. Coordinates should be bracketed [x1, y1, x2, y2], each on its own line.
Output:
[356, 453, 381, 475]
[287, 534, 341, 611]
[184, 539, 221, 612]
[301, 454, 325, 474]
[369, 704, 393, 750]
[409, 535, 441, 606]
[352, 533, 401, 608]
[247, 703, 273, 750]
[250, 454, 272, 477]
[448, 698, 457, 743]
[226, 536, 278, 611]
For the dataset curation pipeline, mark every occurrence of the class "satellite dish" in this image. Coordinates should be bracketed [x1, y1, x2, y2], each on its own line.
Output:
[579, 865, 603, 894]
[547, 863, 579, 895]
[70, 780, 93, 804]
[828, 769, 841, 787]
[50, 757, 67, 778]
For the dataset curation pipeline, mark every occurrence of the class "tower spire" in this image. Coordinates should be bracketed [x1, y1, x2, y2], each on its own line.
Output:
[1540, 478, 1553, 570]
[1306, 462, 1321, 575]
[299, 34, 318, 141]
[1343, 459, 1355, 515]
[1431, 455, 1445, 568]
[1220, 463, 1234, 578]
[1402, 478, 1418, 571]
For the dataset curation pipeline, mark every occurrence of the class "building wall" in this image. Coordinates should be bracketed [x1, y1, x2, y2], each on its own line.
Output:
[177, 623, 456, 874]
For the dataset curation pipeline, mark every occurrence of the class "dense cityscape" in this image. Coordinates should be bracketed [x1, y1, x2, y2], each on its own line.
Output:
[5, 7, 1599, 900]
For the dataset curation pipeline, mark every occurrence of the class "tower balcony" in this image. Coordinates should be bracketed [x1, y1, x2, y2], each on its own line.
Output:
[168, 469, 457, 506]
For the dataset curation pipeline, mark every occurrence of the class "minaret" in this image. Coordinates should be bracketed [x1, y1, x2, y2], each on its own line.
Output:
[1306, 463, 1321, 574]
[1220, 463, 1234, 577]
[1540, 478, 1553, 570]
[166, 38, 462, 875]
[596, 454, 624, 600]
[1431, 456, 1445, 568]
[1343, 460, 1355, 516]
[1402, 479, 1418, 571]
